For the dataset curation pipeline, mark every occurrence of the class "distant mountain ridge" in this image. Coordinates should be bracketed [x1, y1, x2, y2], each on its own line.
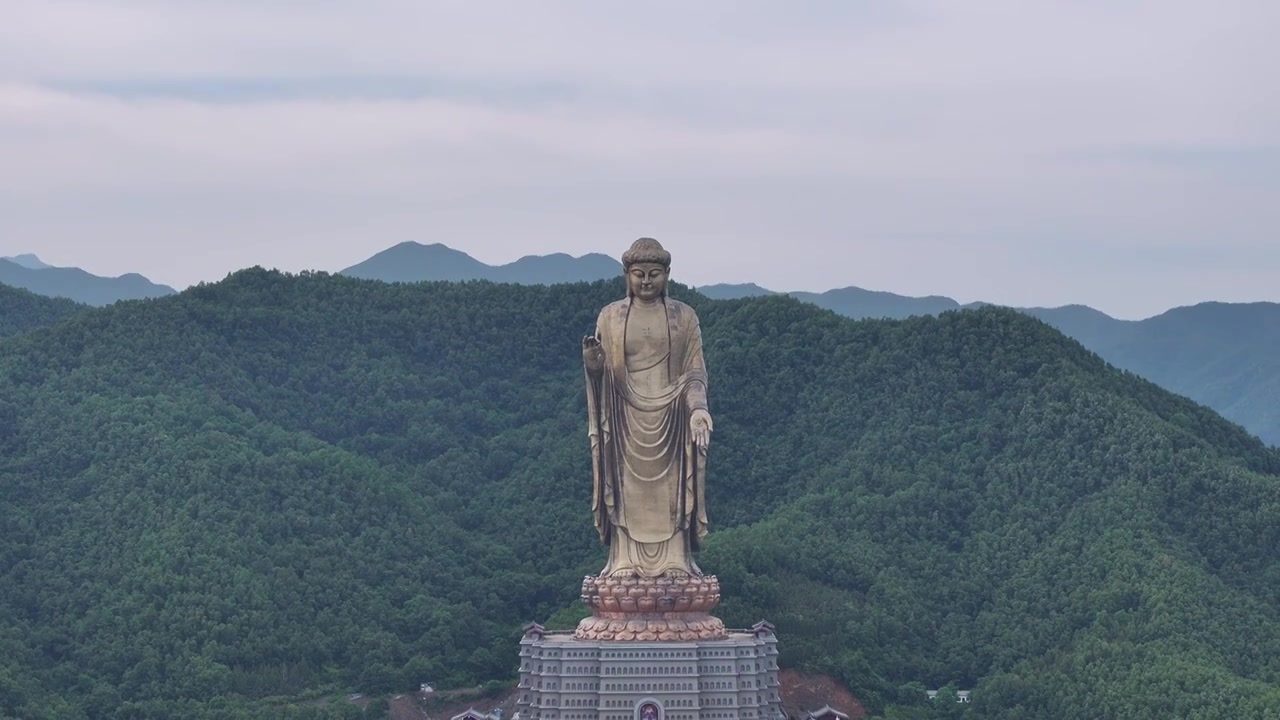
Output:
[698, 283, 973, 317]
[340, 241, 621, 284]
[0, 255, 176, 306]
[2, 254, 53, 270]
[1056, 301, 1280, 448]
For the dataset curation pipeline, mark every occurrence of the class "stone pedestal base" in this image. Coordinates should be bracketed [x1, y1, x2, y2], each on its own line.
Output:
[516, 622, 783, 720]
[573, 615, 726, 642]
[576, 575, 727, 641]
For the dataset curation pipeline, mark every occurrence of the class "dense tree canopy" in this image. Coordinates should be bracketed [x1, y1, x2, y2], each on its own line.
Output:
[0, 283, 84, 338]
[0, 270, 1276, 719]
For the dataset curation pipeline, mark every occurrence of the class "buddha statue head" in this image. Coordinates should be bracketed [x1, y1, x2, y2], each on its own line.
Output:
[622, 237, 671, 301]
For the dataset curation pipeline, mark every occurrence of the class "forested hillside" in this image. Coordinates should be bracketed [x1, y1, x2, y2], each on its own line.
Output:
[354, 243, 1280, 446]
[706, 280, 1280, 447]
[1, 271, 1277, 719]
[1030, 301, 1280, 447]
[0, 283, 84, 337]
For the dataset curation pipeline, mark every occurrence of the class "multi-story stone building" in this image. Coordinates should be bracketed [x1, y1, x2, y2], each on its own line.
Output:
[516, 622, 783, 720]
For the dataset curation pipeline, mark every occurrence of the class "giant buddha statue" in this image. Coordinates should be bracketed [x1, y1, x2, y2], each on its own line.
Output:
[577, 238, 724, 641]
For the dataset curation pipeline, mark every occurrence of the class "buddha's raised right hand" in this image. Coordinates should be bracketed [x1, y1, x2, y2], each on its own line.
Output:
[583, 335, 605, 373]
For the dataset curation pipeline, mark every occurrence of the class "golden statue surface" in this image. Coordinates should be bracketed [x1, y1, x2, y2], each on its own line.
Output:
[578, 238, 725, 641]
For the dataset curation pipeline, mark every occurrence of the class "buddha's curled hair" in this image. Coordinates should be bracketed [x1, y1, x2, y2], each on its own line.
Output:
[622, 238, 671, 269]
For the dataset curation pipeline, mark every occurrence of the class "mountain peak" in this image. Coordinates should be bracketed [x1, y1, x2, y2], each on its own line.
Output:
[341, 242, 491, 283]
[341, 243, 621, 285]
[2, 253, 53, 270]
[0, 259, 175, 306]
[696, 283, 776, 299]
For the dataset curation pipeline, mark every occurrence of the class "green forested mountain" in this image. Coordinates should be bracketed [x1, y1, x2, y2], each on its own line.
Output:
[1028, 301, 1280, 448]
[1, 271, 1278, 719]
[0, 283, 85, 337]
[704, 282, 1280, 447]
[354, 244, 1280, 446]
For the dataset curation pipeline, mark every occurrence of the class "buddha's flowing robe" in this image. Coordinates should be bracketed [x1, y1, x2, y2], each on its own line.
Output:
[585, 297, 709, 577]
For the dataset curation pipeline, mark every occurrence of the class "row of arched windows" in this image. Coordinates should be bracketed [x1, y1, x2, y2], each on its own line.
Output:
[602, 682, 694, 692]
[699, 681, 735, 690]
[602, 650, 694, 659]
[563, 682, 600, 691]
[599, 699, 692, 709]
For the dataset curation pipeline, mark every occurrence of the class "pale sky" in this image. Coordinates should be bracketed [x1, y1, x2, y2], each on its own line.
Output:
[2, 1, 1277, 319]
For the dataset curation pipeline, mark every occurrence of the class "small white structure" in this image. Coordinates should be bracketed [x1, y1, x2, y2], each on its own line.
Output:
[926, 689, 973, 703]
[420, 683, 436, 694]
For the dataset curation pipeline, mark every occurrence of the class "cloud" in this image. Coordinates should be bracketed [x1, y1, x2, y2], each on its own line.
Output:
[1, 1, 1277, 318]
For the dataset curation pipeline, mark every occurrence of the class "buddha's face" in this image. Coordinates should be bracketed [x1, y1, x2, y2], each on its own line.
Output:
[627, 262, 668, 301]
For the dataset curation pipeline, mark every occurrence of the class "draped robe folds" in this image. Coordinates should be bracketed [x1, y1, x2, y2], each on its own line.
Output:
[585, 297, 710, 577]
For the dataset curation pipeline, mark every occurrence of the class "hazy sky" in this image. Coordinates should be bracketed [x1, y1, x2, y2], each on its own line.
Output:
[2, 1, 1277, 319]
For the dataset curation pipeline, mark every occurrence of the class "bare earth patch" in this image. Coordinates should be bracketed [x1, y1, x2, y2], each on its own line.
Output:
[779, 669, 867, 719]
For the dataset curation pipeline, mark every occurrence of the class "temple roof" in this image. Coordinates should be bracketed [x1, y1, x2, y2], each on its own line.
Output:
[804, 705, 851, 720]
